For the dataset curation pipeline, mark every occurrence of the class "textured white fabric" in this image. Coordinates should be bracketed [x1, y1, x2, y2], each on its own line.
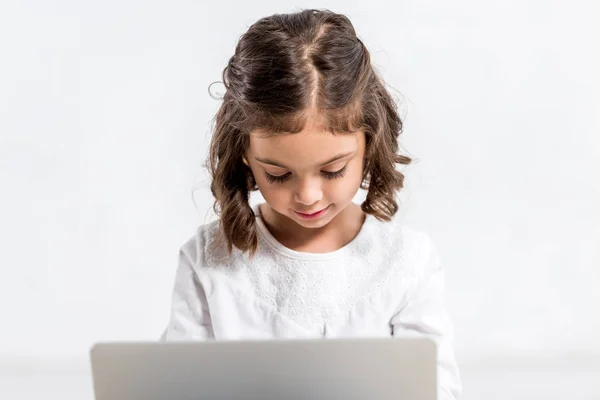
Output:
[162, 204, 462, 399]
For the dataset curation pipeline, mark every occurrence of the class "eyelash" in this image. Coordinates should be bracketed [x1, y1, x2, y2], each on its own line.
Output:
[265, 165, 348, 184]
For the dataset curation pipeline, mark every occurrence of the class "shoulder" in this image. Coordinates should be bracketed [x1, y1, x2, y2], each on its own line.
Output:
[400, 225, 437, 258]
[368, 213, 440, 275]
[178, 219, 231, 271]
[399, 224, 443, 278]
[368, 211, 432, 251]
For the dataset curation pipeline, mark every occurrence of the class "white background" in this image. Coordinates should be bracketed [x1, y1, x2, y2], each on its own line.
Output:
[1, 0, 599, 398]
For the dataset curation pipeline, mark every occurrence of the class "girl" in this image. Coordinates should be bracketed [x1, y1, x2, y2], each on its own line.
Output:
[162, 8, 461, 400]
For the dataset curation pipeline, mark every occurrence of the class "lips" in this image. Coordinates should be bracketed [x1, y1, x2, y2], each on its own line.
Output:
[296, 209, 324, 216]
[293, 205, 330, 219]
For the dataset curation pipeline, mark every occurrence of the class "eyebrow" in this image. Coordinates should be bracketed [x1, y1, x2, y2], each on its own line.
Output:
[255, 151, 355, 169]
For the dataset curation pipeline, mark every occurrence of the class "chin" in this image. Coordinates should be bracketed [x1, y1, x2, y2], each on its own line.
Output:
[292, 216, 332, 229]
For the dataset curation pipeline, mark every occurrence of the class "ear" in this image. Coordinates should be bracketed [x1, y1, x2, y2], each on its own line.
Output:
[360, 156, 371, 190]
[244, 162, 258, 191]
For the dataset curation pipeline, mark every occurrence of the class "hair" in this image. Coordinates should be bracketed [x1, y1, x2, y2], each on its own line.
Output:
[207, 8, 412, 256]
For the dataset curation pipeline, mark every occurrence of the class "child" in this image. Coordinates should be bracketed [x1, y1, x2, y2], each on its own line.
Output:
[162, 8, 461, 400]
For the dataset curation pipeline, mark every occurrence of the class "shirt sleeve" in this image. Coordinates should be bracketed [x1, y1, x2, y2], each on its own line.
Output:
[160, 244, 214, 341]
[391, 232, 462, 400]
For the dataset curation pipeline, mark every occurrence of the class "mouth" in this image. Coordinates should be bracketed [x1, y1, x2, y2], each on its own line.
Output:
[293, 205, 330, 220]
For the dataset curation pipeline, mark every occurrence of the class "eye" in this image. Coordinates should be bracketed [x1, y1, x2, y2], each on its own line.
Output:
[265, 172, 291, 184]
[264, 165, 348, 184]
[321, 165, 347, 180]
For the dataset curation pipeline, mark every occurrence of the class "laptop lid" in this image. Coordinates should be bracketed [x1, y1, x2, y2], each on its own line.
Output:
[90, 338, 436, 400]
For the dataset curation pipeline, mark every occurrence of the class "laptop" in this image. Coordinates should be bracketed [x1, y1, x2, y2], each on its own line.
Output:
[90, 338, 437, 400]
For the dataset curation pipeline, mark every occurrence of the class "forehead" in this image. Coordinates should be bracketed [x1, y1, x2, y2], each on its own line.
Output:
[249, 124, 364, 166]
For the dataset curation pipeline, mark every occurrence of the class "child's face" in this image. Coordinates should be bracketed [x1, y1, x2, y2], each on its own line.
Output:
[246, 120, 366, 229]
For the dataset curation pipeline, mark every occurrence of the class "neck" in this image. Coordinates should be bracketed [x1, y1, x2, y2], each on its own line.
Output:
[258, 203, 365, 252]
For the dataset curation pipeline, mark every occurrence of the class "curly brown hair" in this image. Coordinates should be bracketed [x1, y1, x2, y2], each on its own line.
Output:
[207, 9, 412, 256]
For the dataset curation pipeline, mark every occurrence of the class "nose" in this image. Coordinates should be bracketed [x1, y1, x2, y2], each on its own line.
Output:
[293, 178, 323, 206]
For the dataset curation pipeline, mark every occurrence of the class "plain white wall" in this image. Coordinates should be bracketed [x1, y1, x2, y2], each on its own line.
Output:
[1, 0, 599, 367]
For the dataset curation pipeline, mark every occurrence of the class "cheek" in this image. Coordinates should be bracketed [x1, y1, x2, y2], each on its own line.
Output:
[326, 166, 363, 201]
[251, 167, 291, 204]
[255, 180, 290, 205]
[330, 180, 361, 201]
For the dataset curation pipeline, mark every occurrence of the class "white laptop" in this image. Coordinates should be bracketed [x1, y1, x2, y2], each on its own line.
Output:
[90, 338, 437, 400]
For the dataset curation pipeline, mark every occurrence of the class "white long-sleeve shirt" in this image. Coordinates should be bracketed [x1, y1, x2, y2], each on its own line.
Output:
[162, 204, 462, 399]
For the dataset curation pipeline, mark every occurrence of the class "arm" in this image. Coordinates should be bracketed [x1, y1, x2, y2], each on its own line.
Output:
[391, 233, 462, 400]
[160, 246, 214, 341]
